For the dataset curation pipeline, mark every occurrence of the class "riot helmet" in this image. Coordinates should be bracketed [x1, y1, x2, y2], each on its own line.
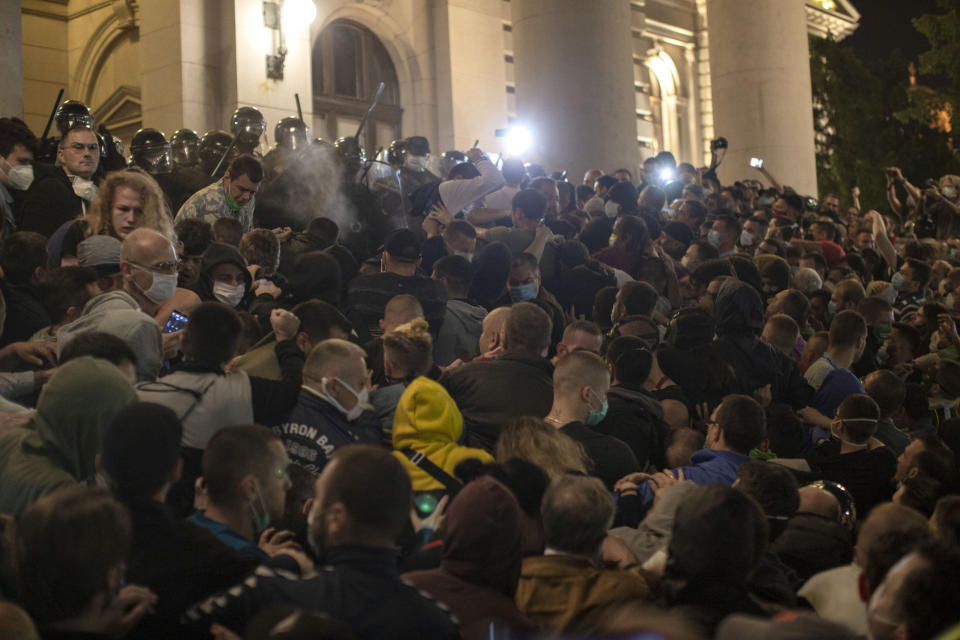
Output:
[274, 116, 310, 150]
[130, 128, 172, 174]
[386, 139, 406, 168]
[171, 129, 201, 168]
[230, 106, 266, 150]
[55, 100, 94, 135]
[199, 130, 234, 176]
[334, 137, 365, 163]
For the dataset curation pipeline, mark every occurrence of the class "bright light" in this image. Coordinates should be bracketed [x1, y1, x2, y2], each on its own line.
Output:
[660, 168, 673, 181]
[504, 126, 532, 156]
[283, 0, 317, 26]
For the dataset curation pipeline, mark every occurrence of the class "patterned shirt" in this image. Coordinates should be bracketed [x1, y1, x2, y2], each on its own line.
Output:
[175, 180, 255, 233]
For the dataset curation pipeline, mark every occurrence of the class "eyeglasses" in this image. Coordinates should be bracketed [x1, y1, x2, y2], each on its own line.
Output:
[130, 260, 180, 276]
[66, 143, 99, 152]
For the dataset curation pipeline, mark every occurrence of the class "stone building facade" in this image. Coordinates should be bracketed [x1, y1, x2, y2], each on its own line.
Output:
[6, 0, 858, 195]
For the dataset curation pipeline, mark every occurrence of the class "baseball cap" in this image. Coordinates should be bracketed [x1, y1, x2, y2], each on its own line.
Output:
[383, 229, 424, 263]
[77, 235, 122, 276]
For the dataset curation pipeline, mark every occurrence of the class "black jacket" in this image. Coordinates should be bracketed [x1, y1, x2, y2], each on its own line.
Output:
[345, 271, 447, 343]
[0, 280, 50, 347]
[595, 383, 669, 469]
[713, 280, 812, 409]
[124, 498, 262, 639]
[560, 421, 640, 489]
[441, 351, 554, 452]
[183, 545, 460, 640]
[19, 164, 84, 238]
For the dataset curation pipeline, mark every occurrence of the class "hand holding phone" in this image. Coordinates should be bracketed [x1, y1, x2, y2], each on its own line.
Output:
[162, 310, 189, 334]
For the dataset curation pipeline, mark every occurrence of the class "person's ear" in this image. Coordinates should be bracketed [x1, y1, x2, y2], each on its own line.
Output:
[295, 331, 312, 355]
[240, 474, 258, 500]
[907, 466, 919, 480]
[325, 502, 347, 536]
[31, 266, 45, 286]
[378, 318, 384, 331]
[556, 343, 568, 358]
[300, 497, 314, 516]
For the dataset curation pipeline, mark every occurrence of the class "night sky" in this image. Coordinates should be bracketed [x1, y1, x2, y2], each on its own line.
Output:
[845, 0, 942, 64]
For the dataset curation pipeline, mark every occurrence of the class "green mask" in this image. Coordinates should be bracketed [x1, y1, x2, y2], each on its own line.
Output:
[224, 192, 241, 211]
[872, 325, 892, 343]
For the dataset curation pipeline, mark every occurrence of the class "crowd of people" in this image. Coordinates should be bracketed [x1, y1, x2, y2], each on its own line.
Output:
[0, 104, 960, 640]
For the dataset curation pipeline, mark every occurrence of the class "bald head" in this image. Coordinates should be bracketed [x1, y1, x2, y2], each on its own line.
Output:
[478, 306, 510, 354]
[798, 485, 841, 521]
[856, 502, 929, 569]
[121, 227, 175, 264]
[554, 350, 609, 396]
[381, 294, 424, 334]
[303, 339, 367, 388]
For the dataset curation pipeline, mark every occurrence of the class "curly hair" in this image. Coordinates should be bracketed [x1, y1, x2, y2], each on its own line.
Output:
[382, 318, 433, 382]
[84, 167, 173, 241]
[496, 416, 590, 479]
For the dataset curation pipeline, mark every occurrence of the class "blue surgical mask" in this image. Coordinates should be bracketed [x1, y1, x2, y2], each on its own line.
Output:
[707, 230, 721, 247]
[586, 390, 608, 426]
[758, 196, 773, 206]
[891, 272, 905, 291]
[509, 282, 537, 302]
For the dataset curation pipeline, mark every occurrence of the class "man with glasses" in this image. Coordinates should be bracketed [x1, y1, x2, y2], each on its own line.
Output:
[57, 228, 173, 382]
[21, 125, 101, 238]
[176, 154, 262, 233]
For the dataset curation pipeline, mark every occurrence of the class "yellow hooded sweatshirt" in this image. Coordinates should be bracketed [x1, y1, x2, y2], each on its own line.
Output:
[392, 377, 493, 490]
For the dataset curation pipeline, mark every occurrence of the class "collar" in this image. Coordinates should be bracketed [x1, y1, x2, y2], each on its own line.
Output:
[174, 361, 226, 375]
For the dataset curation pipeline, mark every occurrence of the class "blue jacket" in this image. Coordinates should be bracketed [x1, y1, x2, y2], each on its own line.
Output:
[636, 449, 750, 504]
[272, 387, 380, 475]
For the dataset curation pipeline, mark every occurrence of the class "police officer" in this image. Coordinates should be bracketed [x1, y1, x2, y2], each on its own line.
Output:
[262, 116, 309, 182]
[171, 129, 201, 169]
[199, 130, 235, 179]
[231, 106, 266, 157]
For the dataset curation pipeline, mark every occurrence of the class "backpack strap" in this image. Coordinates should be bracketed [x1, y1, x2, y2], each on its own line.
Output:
[399, 448, 463, 492]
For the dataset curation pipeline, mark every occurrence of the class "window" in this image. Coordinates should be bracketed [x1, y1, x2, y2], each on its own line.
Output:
[312, 21, 401, 154]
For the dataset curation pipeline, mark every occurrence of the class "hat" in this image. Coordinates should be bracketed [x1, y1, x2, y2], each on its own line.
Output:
[664, 221, 693, 246]
[383, 229, 424, 263]
[607, 182, 639, 212]
[405, 136, 430, 156]
[77, 235, 122, 276]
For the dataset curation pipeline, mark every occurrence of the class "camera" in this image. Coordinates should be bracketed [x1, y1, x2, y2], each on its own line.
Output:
[710, 137, 728, 151]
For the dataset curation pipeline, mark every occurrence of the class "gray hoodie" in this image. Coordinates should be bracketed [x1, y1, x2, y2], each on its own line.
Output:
[56, 290, 163, 382]
[434, 299, 487, 366]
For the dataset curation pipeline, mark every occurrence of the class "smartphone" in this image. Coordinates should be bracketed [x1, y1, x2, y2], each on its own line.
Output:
[750, 157, 763, 169]
[162, 310, 189, 334]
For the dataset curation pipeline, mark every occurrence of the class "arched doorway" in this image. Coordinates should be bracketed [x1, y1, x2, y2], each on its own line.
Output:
[311, 20, 402, 155]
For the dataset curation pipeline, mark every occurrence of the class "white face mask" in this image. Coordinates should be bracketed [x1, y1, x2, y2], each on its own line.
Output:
[70, 175, 98, 201]
[943, 186, 957, 199]
[604, 200, 620, 218]
[740, 229, 755, 246]
[213, 281, 246, 307]
[6, 164, 33, 191]
[453, 250, 474, 262]
[131, 265, 178, 305]
[321, 377, 369, 421]
[404, 155, 428, 170]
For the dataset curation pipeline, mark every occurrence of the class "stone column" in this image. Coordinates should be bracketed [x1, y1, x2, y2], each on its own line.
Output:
[1, 0, 24, 118]
[706, 0, 817, 195]
[511, 0, 638, 181]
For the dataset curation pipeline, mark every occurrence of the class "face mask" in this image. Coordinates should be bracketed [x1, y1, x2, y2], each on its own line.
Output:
[740, 230, 755, 247]
[604, 200, 620, 218]
[404, 155, 428, 170]
[71, 175, 98, 201]
[248, 481, 271, 535]
[6, 164, 33, 191]
[131, 265, 178, 305]
[321, 377, 369, 421]
[943, 186, 956, 199]
[224, 191, 242, 211]
[585, 390, 608, 426]
[707, 230, 721, 247]
[758, 196, 773, 206]
[827, 302, 837, 317]
[509, 282, 537, 302]
[453, 250, 474, 262]
[213, 281, 246, 307]
[890, 272, 905, 291]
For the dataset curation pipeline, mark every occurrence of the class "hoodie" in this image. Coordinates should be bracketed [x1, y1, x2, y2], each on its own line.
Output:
[190, 242, 252, 304]
[56, 290, 163, 382]
[392, 377, 493, 490]
[0, 357, 136, 515]
[434, 299, 487, 366]
[713, 280, 812, 408]
[403, 477, 536, 639]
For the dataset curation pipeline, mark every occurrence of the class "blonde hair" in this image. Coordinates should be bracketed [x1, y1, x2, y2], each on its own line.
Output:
[496, 417, 590, 479]
[383, 318, 433, 381]
[85, 168, 173, 241]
